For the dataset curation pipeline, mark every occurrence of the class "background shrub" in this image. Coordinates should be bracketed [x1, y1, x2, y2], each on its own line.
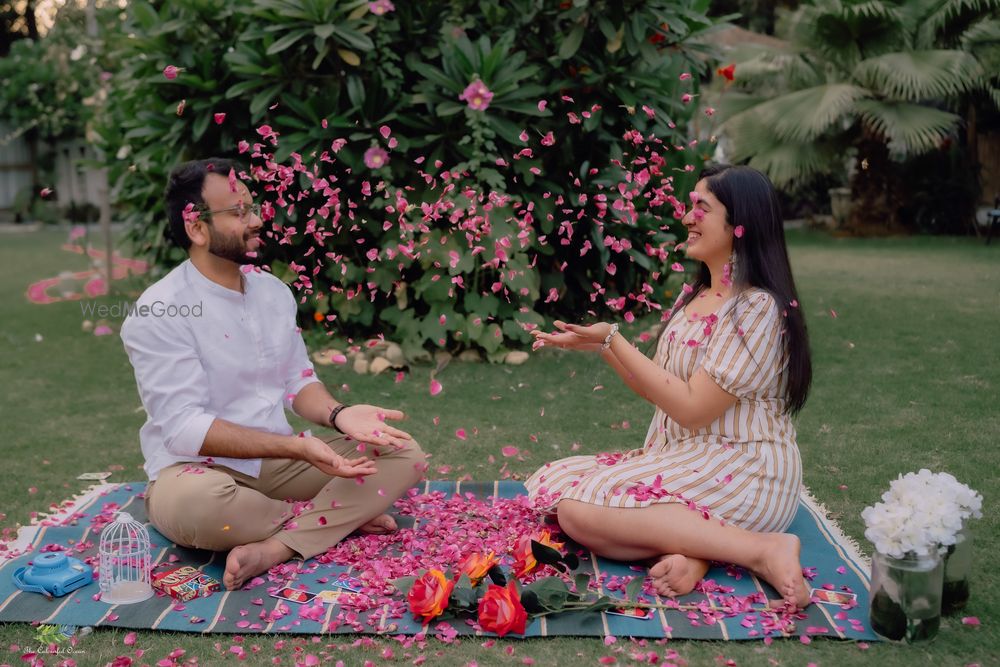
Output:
[98, 0, 725, 358]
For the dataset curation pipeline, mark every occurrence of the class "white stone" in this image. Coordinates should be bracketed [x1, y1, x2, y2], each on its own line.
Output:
[504, 351, 530, 365]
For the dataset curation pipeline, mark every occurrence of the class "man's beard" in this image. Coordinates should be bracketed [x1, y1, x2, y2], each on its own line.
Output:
[207, 227, 262, 265]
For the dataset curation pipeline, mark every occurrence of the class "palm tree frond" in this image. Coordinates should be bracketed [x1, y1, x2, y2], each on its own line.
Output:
[746, 84, 869, 143]
[853, 50, 982, 100]
[746, 141, 842, 188]
[921, 0, 1000, 46]
[854, 100, 962, 155]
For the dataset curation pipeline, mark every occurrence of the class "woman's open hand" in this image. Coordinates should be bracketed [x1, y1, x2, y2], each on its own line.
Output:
[531, 320, 613, 352]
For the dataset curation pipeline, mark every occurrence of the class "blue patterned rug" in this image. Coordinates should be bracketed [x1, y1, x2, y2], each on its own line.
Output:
[0, 481, 877, 641]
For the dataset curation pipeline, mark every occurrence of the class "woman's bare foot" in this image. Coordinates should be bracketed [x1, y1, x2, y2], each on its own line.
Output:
[359, 513, 397, 534]
[649, 554, 710, 597]
[223, 538, 294, 590]
[750, 533, 811, 609]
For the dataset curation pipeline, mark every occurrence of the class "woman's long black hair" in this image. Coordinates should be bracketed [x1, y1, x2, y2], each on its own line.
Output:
[667, 164, 812, 415]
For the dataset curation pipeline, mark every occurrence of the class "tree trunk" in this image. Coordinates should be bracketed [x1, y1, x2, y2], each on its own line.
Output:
[847, 127, 905, 235]
[25, 1, 38, 40]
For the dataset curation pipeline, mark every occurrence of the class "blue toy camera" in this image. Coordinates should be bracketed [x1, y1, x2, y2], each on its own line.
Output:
[12, 551, 93, 598]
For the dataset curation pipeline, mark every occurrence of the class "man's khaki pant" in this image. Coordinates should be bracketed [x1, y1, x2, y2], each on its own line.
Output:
[145, 434, 425, 560]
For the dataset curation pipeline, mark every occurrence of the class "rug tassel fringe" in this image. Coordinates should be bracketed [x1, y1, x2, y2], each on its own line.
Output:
[0, 482, 120, 566]
[800, 486, 870, 569]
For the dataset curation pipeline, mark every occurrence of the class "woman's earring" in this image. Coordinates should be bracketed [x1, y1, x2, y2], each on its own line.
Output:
[723, 252, 736, 287]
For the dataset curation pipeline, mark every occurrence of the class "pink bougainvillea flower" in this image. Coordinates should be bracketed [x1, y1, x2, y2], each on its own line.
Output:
[364, 146, 389, 169]
[368, 0, 395, 15]
[681, 93, 694, 104]
[459, 79, 494, 111]
[429, 379, 443, 396]
[214, 113, 226, 125]
[501, 446, 519, 458]
[163, 65, 181, 80]
[679, 72, 692, 81]
[455, 429, 467, 441]
[540, 132, 555, 146]
[537, 99, 548, 111]
[962, 616, 981, 626]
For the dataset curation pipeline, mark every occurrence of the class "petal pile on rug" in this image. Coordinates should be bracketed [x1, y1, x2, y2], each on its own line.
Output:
[0, 481, 877, 641]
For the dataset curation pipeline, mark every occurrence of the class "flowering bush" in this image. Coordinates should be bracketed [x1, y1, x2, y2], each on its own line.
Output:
[97, 0, 726, 357]
[862, 470, 983, 558]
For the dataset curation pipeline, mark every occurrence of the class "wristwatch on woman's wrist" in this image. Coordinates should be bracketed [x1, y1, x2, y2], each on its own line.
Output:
[328, 404, 350, 433]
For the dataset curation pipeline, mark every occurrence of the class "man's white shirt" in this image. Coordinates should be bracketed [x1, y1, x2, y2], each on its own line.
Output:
[121, 260, 319, 480]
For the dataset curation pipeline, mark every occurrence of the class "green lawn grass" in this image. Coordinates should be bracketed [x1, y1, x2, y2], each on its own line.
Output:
[0, 228, 996, 666]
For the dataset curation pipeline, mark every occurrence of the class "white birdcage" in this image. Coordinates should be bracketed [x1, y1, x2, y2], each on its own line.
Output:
[98, 511, 153, 604]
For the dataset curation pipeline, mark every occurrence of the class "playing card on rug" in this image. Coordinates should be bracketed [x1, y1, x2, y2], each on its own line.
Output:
[810, 588, 857, 606]
[331, 574, 364, 592]
[270, 587, 317, 604]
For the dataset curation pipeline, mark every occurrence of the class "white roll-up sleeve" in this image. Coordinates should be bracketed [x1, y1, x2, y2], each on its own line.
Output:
[280, 286, 321, 411]
[121, 312, 216, 457]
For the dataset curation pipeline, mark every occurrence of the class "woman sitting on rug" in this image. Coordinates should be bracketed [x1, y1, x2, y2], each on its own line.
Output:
[527, 164, 813, 608]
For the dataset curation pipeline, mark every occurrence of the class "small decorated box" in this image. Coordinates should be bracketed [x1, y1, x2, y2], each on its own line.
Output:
[151, 566, 220, 602]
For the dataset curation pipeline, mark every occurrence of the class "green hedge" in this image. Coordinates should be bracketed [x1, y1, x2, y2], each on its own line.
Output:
[99, 0, 724, 359]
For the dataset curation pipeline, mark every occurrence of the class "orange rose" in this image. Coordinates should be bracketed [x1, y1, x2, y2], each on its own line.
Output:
[512, 529, 565, 578]
[477, 581, 528, 637]
[457, 551, 499, 585]
[407, 569, 454, 623]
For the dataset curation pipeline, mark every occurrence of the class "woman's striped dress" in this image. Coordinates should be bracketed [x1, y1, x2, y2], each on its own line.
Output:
[525, 288, 802, 533]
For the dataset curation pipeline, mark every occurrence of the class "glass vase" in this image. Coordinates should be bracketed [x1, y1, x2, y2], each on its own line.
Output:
[869, 550, 943, 642]
[942, 525, 972, 614]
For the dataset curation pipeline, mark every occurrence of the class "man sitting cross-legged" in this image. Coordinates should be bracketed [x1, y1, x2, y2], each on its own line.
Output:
[121, 158, 427, 590]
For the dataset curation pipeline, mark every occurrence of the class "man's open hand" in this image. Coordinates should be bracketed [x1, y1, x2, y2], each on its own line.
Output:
[301, 436, 378, 478]
[333, 404, 413, 449]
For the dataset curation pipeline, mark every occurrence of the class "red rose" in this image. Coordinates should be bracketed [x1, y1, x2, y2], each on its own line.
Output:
[477, 581, 528, 637]
[407, 569, 454, 623]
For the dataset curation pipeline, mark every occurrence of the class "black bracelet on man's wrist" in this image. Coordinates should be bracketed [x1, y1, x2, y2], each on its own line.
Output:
[328, 404, 350, 433]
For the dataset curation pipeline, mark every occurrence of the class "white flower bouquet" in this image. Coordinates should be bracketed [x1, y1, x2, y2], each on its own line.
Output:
[862, 469, 982, 559]
[863, 470, 983, 641]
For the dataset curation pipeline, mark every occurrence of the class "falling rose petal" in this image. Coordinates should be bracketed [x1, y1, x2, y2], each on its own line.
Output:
[379, 125, 391, 139]
[332, 354, 348, 364]
[40, 187, 53, 198]
[394, 371, 405, 383]
[962, 616, 981, 626]
[430, 379, 443, 396]
[455, 429, 467, 441]
[830, 309, 838, 318]
[734, 225, 745, 238]
[501, 446, 519, 458]
[537, 100, 548, 112]
[163, 65, 180, 80]
[124, 632, 136, 646]
[214, 113, 226, 125]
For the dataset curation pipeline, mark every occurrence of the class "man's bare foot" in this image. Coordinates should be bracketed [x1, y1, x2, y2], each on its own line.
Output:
[223, 538, 294, 591]
[751, 533, 811, 609]
[649, 554, 710, 597]
[359, 513, 397, 535]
